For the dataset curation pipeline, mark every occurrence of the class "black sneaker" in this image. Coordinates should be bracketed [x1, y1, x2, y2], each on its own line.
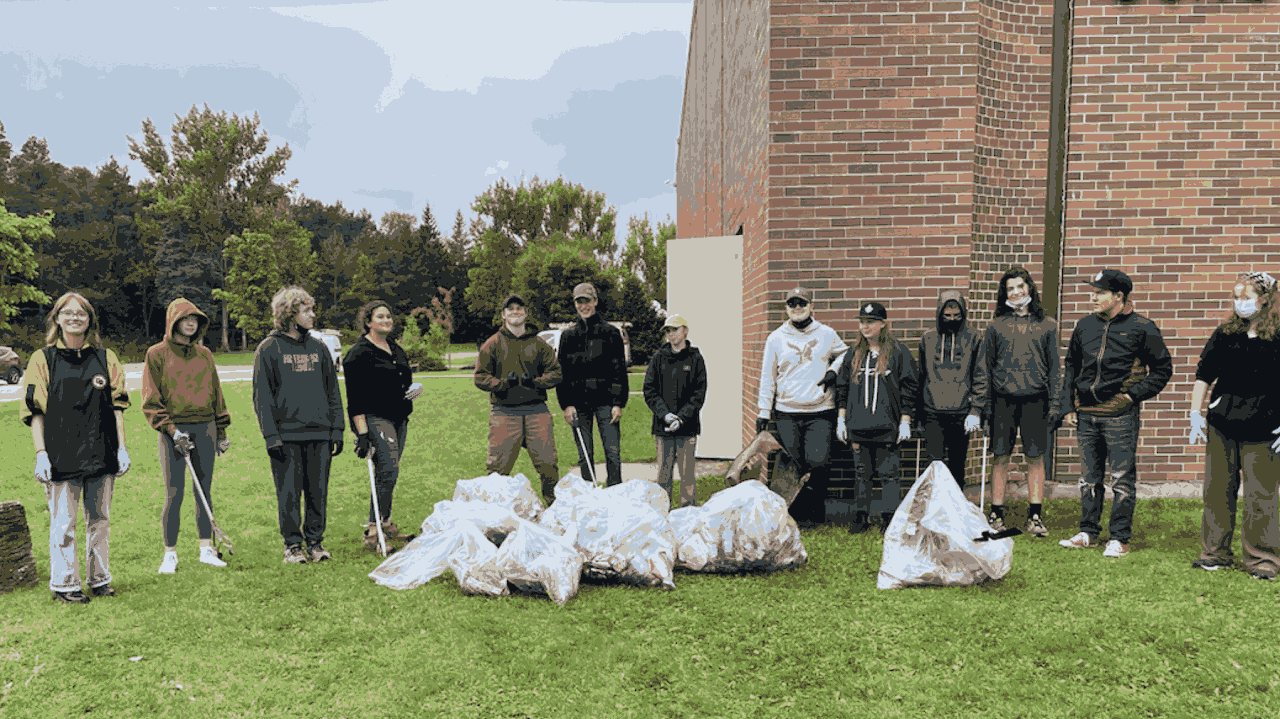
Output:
[52, 590, 90, 604]
[849, 512, 870, 534]
[307, 543, 332, 562]
[283, 544, 309, 564]
[89, 584, 116, 597]
[1251, 567, 1277, 581]
[1191, 557, 1232, 572]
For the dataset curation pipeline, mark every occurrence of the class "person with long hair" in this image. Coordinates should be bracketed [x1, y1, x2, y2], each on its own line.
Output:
[252, 286, 345, 564]
[1059, 269, 1172, 558]
[1187, 271, 1280, 580]
[973, 267, 1065, 539]
[835, 301, 919, 531]
[20, 292, 131, 603]
[344, 300, 422, 549]
[755, 287, 849, 528]
[142, 298, 232, 574]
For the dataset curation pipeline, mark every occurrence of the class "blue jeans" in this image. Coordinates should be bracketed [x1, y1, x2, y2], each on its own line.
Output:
[45, 473, 114, 592]
[573, 406, 622, 487]
[1076, 410, 1140, 543]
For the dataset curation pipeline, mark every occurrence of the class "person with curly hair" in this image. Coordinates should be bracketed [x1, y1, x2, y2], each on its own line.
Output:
[252, 286, 345, 564]
[20, 291, 131, 603]
[1187, 271, 1280, 580]
[343, 300, 422, 549]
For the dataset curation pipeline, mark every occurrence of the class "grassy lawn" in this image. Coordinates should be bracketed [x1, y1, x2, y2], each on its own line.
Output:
[0, 381, 1276, 717]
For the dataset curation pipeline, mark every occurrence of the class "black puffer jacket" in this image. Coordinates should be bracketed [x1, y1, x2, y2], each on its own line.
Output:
[643, 343, 708, 437]
[1063, 307, 1172, 411]
[556, 313, 629, 410]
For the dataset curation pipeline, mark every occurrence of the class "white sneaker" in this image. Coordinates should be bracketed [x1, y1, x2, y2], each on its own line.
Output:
[158, 551, 178, 574]
[1102, 540, 1130, 558]
[199, 546, 227, 567]
[1058, 532, 1092, 549]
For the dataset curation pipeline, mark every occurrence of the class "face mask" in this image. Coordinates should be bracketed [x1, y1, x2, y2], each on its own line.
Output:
[1235, 298, 1259, 319]
[1005, 295, 1031, 310]
[940, 319, 962, 334]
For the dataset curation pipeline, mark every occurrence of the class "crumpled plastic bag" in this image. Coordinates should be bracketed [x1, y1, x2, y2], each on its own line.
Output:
[368, 522, 497, 590]
[420, 500, 522, 544]
[452, 472, 544, 522]
[465, 520, 583, 605]
[878, 461, 1013, 590]
[570, 498, 677, 589]
[724, 431, 808, 506]
[538, 473, 597, 536]
[668, 480, 807, 573]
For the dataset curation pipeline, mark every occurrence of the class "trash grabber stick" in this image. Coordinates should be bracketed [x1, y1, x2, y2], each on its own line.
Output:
[570, 417, 598, 485]
[915, 435, 922, 479]
[980, 433, 989, 511]
[184, 453, 234, 556]
[368, 455, 388, 557]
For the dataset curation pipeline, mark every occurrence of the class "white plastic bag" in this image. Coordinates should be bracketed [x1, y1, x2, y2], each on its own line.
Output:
[570, 498, 677, 589]
[452, 472, 544, 522]
[601, 479, 671, 517]
[368, 522, 495, 590]
[470, 520, 584, 605]
[539, 473, 597, 536]
[669, 480, 807, 573]
[421, 499, 522, 544]
[877, 461, 1013, 590]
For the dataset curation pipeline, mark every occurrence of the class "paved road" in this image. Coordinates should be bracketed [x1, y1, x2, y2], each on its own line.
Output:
[0, 362, 256, 403]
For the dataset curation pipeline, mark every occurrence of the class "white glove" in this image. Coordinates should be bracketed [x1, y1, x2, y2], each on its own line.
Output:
[216, 438, 231, 456]
[836, 421, 848, 444]
[666, 419, 681, 433]
[897, 420, 911, 444]
[1271, 425, 1280, 454]
[664, 413, 679, 425]
[117, 447, 131, 477]
[964, 414, 981, 434]
[1187, 411, 1207, 446]
[172, 429, 194, 457]
[35, 452, 52, 484]
[405, 382, 423, 401]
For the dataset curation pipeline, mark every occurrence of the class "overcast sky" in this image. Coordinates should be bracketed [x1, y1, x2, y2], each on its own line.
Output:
[0, 0, 690, 236]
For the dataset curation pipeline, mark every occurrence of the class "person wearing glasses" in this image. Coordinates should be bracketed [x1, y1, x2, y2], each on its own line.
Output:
[20, 292, 131, 604]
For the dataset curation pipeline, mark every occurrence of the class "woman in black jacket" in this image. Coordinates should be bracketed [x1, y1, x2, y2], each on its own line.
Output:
[835, 301, 919, 532]
[1187, 271, 1280, 580]
[343, 300, 422, 549]
[643, 315, 708, 509]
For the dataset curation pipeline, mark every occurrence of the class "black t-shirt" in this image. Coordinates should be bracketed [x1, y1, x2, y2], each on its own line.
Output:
[1196, 327, 1280, 442]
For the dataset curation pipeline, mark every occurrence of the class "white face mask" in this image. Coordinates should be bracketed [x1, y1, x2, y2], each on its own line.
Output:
[1005, 295, 1031, 310]
[1235, 298, 1259, 319]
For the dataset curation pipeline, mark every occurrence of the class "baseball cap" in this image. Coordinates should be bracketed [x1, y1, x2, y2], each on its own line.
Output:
[663, 314, 688, 330]
[858, 301, 888, 321]
[573, 283, 597, 301]
[1086, 269, 1133, 295]
[501, 294, 526, 310]
[785, 287, 811, 304]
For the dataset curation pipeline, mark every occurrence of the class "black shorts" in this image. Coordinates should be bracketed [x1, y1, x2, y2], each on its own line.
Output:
[991, 394, 1049, 458]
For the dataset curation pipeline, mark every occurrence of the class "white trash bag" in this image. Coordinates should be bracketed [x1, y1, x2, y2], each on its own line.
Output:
[601, 479, 671, 517]
[877, 461, 1013, 590]
[421, 499, 522, 544]
[369, 522, 496, 590]
[452, 472, 544, 522]
[468, 520, 584, 605]
[570, 497, 677, 589]
[668, 480, 807, 573]
[538, 472, 598, 536]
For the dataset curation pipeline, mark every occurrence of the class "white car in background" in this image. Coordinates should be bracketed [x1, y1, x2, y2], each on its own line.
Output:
[310, 329, 343, 372]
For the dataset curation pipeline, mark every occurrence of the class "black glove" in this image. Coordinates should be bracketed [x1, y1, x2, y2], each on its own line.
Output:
[521, 372, 532, 388]
[755, 417, 770, 434]
[330, 439, 344, 457]
[816, 369, 837, 392]
[1048, 413, 1063, 432]
[267, 441, 286, 463]
[355, 432, 372, 459]
[505, 371, 519, 389]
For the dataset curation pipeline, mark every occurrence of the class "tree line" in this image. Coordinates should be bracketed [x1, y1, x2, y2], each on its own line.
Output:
[0, 106, 675, 365]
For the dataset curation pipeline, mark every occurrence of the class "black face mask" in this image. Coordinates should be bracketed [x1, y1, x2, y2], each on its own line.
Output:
[940, 319, 963, 334]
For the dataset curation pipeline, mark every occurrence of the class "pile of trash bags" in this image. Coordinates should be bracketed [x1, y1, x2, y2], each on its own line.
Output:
[368, 470, 808, 605]
[877, 461, 1013, 590]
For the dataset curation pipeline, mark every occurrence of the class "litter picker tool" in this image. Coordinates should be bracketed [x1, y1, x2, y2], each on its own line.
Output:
[979, 432, 988, 511]
[570, 416, 599, 486]
[183, 453, 234, 557]
[367, 454, 388, 557]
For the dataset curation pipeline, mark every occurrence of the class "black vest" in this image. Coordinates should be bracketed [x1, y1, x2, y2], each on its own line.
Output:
[35, 347, 119, 481]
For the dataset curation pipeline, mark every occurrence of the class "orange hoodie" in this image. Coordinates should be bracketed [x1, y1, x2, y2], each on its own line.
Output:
[141, 298, 231, 439]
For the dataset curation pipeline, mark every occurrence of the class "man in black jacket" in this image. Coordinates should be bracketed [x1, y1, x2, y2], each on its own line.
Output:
[1059, 269, 1173, 558]
[556, 282, 629, 487]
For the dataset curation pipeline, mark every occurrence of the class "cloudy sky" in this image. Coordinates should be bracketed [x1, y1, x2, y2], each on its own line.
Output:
[0, 0, 690, 235]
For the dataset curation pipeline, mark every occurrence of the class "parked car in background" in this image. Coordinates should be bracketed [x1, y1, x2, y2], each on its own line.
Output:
[310, 329, 343, 372]
[536, 329, 562, 355]
[0, 346, 21, 385]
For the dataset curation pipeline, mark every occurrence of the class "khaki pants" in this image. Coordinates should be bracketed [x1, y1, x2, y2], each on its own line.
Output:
[487, 412, 558, 502]
[656, 435, 698, 508]
[1201, 425, 1280, 574]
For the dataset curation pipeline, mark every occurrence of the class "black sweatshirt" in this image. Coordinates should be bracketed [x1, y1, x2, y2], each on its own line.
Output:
[343, 335, 414, 426]
[1196, 327, 1280, 442]
[252, 330, 345, 448]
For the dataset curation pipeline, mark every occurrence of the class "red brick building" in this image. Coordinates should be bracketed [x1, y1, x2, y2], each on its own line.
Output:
[676, 0, 1280, 502]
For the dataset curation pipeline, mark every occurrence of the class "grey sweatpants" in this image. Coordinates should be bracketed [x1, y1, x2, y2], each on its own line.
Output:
[1200, 425, 1280, 575]
[158, 420, 217, 547]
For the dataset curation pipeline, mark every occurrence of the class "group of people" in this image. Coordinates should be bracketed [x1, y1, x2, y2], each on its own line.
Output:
[19, 265, 1280, 604]
[755, 268, 1279, 580]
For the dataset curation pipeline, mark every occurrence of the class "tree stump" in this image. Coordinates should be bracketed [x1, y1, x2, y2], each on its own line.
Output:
[0, 501, 39, 593]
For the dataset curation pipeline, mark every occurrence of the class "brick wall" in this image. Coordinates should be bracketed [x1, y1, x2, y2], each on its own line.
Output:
[1063, 0, 1280, 482]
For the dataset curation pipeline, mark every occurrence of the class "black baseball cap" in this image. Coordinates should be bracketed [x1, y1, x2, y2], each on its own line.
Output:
[1086, 269, 1133, 295]
[858, 301, 888, 321]
[501, 294, 526, 310]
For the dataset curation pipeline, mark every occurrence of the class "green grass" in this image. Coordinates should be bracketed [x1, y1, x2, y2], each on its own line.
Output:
[0, 382, 1277, 717]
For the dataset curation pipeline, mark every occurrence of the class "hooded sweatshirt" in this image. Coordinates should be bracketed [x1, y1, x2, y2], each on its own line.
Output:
[556, 313, 629, 410]
[643, 342, 708, 437]
[252, 329, 345, 448]
[835, 337, 919, 443]
[917, 290, 984, 417]
[973, 310, 1064, 416]
[757, 318, 848, 415]
[141, 298, 231, 439]
[475, 323, 563, 411]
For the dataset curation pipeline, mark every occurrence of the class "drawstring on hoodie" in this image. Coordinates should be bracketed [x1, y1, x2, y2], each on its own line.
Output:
[860, 351, 880, 414]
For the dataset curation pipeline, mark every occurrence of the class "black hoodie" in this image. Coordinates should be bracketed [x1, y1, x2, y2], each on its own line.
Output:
[917, 290, 984, 417]
[642, 342, 708, 437]
[252, 330, 345, 448]
[556, 313, 629, 410]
